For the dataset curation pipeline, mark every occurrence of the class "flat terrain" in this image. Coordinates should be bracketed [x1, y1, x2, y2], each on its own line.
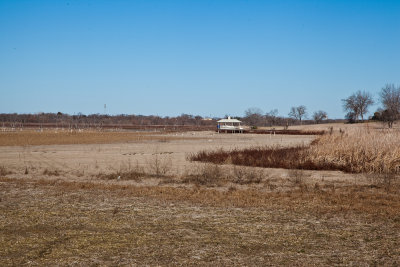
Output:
[1, 125, 399, 265]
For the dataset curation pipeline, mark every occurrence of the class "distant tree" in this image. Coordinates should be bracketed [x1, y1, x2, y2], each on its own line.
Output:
[244, 107, 264, 126]
[312, 110, 328, 124]
[342, 91, 374, 122]
[265, 109, 279, 127]
[379, 84, 400, 128]
[345, 112, 357, 123]
[288, 105, 307, 124]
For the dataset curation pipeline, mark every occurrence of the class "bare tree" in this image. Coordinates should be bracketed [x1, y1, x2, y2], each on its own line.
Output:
[379, 84, 400, 128]
[288, 105, 307, 124]
[312, 110, 328, 124]
[244, 107, 264, 126]
[342, 91, 374, 121]
[265, 109, 278, 126]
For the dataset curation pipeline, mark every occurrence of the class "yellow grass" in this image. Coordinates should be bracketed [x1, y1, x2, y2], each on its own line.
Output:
[309, 129, 400, 174]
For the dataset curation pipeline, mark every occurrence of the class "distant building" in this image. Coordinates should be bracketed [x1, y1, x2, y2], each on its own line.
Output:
[217, 117, 244, 133]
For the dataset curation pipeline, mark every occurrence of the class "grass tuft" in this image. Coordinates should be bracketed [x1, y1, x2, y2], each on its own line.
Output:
[42, 169, 60, 176]
[0, 166, 12, 176]
[182, 164, 225, 187]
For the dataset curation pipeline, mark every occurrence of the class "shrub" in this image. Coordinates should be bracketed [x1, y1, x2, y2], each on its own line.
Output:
[232, 166, 263, 184]
[0, 166, 12, 176]
[182, 164, 225, 187]
[147, 155, 172, 177]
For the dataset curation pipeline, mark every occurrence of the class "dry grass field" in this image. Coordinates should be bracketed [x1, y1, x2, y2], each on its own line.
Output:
[0, 129, 185, 146]
[1, 124, 400, 265]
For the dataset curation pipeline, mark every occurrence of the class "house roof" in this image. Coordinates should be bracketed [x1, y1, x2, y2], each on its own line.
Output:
[217, 118, 242, 123]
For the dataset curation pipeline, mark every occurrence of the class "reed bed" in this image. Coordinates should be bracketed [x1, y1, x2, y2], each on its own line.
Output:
[309, 129, 400, 174]
[190, 129, 400, 174]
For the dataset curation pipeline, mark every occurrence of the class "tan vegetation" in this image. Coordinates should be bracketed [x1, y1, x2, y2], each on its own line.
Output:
[309, 128, 400, 174]
[0, 130, 186, 146]
[1, 177, 399, 265]
[0, 165, 12, 176]
[191, 128, 400, 174]
[1, 126, 400, 265]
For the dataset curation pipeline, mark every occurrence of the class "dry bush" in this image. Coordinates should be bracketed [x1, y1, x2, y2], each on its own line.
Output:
[189, 146, 341, 171]
[147, 155, 172, 177]
[0, 166, 12, 176]
[182, 164, 225, 187]
[287, 169, 309, 189]
[96, 162, 146, 181]
[42, 169, 60, 176]
[365, 172, 398, 191]
[232, 166, 263, 184]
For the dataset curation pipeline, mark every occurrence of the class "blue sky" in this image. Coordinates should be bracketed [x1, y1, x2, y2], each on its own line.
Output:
[1, 0, 399, 118]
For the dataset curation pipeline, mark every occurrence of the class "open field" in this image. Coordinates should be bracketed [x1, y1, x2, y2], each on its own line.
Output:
[0, 130, 189, 146]
[1, 123, 400, 265]
[1, 177, 400, 265]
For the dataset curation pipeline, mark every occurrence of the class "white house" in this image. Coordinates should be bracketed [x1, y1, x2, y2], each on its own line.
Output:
[217, 117, 244, 133]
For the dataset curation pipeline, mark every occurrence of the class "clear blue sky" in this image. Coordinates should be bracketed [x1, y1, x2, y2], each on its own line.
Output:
[1, 0, 399, 118]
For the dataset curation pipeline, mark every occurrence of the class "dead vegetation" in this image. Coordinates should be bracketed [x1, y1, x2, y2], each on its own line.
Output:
[190, 129, 400, 175]
[95, 169, 145, 181]
[308, 129, 400, 174]
[0, 177, 400, 265]
[147, 154, 172, 177]
[0, 165, 12, 176]
[232, 165, 263, 184]
[1, 127, 400, 265]
[42, 169, 61, 176]
[181, 164, 225, 187]
[0, 130, 186, 146]
[189, 145, 345, 171]
[245, 129, 325, 135]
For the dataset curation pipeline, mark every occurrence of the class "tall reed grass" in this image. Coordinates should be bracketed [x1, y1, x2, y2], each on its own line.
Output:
[190, 129, 400, 174]
[309, 129, 400, 174]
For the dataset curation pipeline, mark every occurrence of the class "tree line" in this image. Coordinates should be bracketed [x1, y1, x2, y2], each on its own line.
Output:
[342, 84, 400, 128]
[2, 84, 398, 129]
[0, 113, 217, 129]
[241, 83, 400, 128]
[240, 107, 334, 128]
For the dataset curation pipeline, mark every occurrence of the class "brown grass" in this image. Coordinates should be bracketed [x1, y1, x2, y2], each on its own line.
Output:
[190, 129, 400, 174]
[0, 130, 185, 146]
[181, 164, 226, 187]
[309, 129, 400, 174]
[95, 170, 145, 181]
[0, 165, 12, 176]
[245, 129, 325, 135]
[232, 165, 263, 184]
[189, 145, 347, 171]
[1, 177, 400, 265]
[42, 169, 61, 176]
